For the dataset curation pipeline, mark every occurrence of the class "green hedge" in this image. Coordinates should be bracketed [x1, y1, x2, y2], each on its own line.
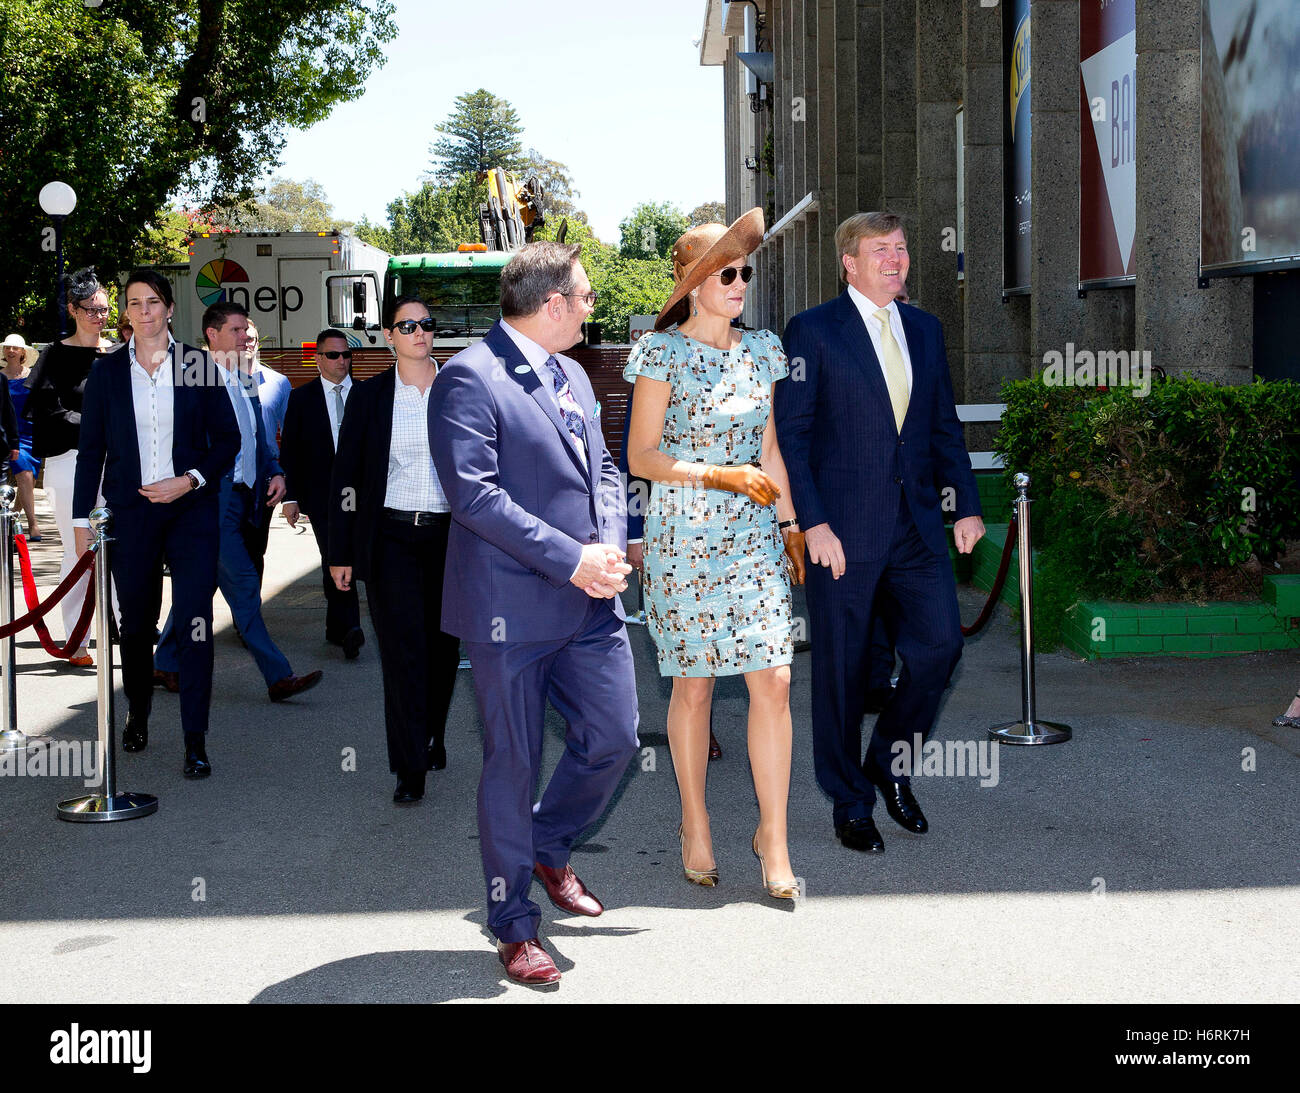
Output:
[994, 376, 1300, 639]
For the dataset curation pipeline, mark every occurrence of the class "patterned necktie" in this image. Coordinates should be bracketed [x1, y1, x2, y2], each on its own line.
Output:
[332, 384, 345, 448]
[545, 356, 586, 451]
[874, 307, 910, 431]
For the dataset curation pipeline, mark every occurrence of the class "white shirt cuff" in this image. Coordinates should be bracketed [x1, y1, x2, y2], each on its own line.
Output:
[73, 518, 90, 529]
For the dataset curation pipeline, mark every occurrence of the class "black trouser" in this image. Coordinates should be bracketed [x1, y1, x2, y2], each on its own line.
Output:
[310, 515, 359, 640]
[364, 515, 460, 780]
[111, 495, 220, 737]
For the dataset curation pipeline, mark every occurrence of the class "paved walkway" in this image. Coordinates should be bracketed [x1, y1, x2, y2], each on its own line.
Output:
[0, 492, 1296, 1003]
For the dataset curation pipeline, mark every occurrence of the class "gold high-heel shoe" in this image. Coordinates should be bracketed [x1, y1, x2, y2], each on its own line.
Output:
[678, 823, 719, 887]
[752, 835, 799, 900]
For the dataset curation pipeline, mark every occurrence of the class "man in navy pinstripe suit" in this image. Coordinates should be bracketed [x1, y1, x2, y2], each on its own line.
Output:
[776, 212, 984, 853]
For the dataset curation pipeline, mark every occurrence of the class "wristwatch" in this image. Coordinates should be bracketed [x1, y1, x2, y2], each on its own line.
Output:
[185, 472, 200, 491]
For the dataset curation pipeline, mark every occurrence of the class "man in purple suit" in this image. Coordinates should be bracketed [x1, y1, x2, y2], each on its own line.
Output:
[429, 241, 639, 988]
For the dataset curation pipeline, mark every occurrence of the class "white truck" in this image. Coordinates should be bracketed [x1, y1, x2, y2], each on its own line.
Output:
[132, 230, 391, 378]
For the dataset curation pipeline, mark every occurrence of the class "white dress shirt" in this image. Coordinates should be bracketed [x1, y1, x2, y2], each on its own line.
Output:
[500, 319, 588, 468]
[323, 373, 352, 450]
[847, 285, 913, 395]
[384, 368, 449, 512]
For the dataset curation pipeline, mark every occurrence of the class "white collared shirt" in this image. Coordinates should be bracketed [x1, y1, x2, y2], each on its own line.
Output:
[322, 373, 353, 450]
[500, 319, 588, 468]
[847, 285, 914, 395]
[384, 367, 449, 512]
[129, 334, 180, 485]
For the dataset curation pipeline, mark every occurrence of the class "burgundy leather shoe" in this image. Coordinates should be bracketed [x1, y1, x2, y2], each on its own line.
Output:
[532, 862, 604, 917]
[708, 731, 722, 761]
[152, 669, 179, 693]
[268, 670, 324, 702]
[497, 938, 561, 985]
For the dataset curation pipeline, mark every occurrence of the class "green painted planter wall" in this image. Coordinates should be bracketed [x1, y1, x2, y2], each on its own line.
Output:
[963, 525, 1300, 659]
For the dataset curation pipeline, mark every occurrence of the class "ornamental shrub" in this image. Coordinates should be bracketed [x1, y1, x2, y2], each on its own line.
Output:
[995, 375, 1300, 618]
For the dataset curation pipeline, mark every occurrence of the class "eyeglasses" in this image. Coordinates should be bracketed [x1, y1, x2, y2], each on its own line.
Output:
[319, 350, 353, 360]
[77, 305, 110, 318]
[558, 291, 598, 307]
[709, 266, 754, 286]
[391, 318, 436, 334]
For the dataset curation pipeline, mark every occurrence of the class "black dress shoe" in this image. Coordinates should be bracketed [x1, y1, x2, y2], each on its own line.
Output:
[341, 627, 364, 660]
[183, 734, 211, 779]
[875, 780, 928, 833]
[393, 774, 425, 803]
[427, 740, 447, 771]
[836, 817, 885, 853]
[121, 714, 148, 753]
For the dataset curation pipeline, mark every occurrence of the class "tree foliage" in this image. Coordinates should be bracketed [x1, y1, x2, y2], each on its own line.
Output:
[354, 174, 489, 255]
[520, 147, 584, 224]
[225, 177, 351, 233]
[429, 89, 525, 182]
[689, 201, 726, 227]
[1, 0, 396, 334]
[618, 201, 690, 261]
[539, 218, 673, 344]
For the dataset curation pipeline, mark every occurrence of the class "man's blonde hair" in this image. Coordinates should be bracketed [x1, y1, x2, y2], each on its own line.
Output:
[835, 212, 906, 283]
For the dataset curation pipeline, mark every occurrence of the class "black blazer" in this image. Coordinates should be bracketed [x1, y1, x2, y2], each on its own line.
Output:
[327, 368, 396, 583]
[281, 376, 340, 521]
[73, 342, 240, 520]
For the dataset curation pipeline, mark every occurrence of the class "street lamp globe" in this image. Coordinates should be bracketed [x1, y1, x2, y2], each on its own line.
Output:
[38, 181, 77, 218]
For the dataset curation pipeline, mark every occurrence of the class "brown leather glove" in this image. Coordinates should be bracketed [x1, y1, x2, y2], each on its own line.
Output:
[782, 529, 806, 585]
[700, 463, 780, 506]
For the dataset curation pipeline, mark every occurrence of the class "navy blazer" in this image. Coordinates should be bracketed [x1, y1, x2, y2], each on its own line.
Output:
[281, 376, 338, 522]
[429, 320, 626, 643]
[776, 291, 980, 561]
[73, 342, 241, 520]
[327, 368, 398, 583]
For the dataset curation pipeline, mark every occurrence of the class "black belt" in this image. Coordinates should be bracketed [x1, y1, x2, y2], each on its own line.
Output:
[232, 482, 254, 495]
[383, 508, 449, 526]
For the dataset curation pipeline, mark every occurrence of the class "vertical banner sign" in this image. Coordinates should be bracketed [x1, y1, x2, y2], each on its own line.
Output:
[1202, 0, 1300, 273]
[1080, 0, 1137, 285]
[1003, 0, 1031, 294]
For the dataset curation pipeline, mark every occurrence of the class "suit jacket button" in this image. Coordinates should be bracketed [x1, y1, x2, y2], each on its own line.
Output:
[589, 533, 598, 542]
[894, 476, 903, 485]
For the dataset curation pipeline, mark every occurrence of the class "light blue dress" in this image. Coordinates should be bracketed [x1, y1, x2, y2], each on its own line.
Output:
[623, 328, 793, 677]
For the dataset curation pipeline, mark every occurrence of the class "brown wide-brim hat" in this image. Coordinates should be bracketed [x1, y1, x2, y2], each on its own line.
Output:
[654, 207, 765, 331]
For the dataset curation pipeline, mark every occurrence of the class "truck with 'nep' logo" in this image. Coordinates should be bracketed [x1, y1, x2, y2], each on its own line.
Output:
[126, 229, 392, 382]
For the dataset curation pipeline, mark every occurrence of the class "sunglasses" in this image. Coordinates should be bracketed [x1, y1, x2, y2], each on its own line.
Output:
[318, 350, 353, 360]
[709, 265, 754, 286]
[391, 318, 436, 334]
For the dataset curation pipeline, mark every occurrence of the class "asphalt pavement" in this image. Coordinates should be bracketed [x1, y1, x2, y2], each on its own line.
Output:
[1, 495, 1297, 1003]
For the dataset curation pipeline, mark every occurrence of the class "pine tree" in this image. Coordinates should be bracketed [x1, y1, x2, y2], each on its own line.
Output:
[429, 90, 526, 181]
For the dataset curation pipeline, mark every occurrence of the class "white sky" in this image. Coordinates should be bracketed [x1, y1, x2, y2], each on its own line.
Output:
[275, 0, 725, 243]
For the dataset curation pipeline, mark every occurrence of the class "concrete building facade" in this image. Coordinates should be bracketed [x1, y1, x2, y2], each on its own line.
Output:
[698, 0, 1290, 400]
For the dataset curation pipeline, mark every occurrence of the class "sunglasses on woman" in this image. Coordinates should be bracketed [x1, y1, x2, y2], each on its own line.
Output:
[391, 318, 436, 334]
[709, 265, 754, 286]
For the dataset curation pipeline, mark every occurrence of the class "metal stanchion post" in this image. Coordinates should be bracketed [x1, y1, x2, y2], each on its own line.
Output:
[0, 485, 24, 753]
[989, 473, 1072, 746]
[57, 508, 157, 821]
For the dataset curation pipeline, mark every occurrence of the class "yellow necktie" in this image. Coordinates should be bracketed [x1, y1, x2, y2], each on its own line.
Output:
[874, 307, 909, 431]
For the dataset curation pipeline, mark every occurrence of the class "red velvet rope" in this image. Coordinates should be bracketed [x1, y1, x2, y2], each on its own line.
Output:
[961, 513, 1019, 638]
[0, 535, 97, 652]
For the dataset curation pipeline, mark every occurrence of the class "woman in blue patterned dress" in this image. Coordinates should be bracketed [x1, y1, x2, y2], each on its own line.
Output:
[624, 210, 807, 899]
